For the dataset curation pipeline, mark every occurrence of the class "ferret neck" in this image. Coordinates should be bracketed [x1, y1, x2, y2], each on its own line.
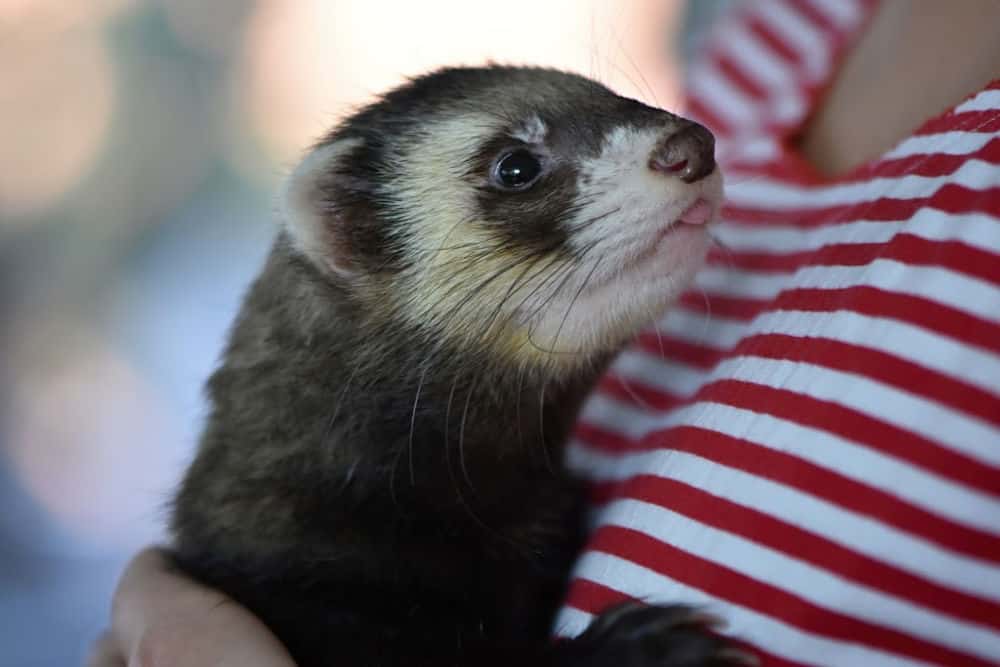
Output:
[210, 242, 608, 514]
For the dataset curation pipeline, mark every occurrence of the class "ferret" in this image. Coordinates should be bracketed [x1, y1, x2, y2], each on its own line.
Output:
[170, 66, 743, 666]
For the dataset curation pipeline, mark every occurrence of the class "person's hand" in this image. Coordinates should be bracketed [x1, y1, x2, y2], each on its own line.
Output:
[87, 547, 296, 667]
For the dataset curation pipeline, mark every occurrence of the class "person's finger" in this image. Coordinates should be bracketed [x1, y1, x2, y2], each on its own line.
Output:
[110, 547, 297, 667]
[84, 631, 125, 667]
[109, 547, 203, 650]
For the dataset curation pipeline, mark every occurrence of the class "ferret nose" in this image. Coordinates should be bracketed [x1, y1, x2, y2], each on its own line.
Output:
[648, 122, 716, 184]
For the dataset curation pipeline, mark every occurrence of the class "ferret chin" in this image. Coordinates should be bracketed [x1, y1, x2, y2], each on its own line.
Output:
[169, 66, 746, 667]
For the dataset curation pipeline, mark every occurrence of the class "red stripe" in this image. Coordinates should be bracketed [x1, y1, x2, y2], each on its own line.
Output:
[678, 291, 767, 320]
[851, 233, 1000, 283]
[587, 526, 1000, 667]
[563, 577, 631, 611]
[574, 422, 1000, 564]
[878, 233, 1000, 284]
[711, 52, 770, 101]
[707, 378, 1000, 499]
[870, 136, 1000, 178]
[914, 110, 1000, 136]
[634, 333, 724, 370]
[598, 374, 684, 414]
[747, 15, 802, 66]
[723, 185, 1000, 226]
[825, 132, 1000, 182]
[705, 247, 810, 272]
[612, 327, 1000, 439]
[705, 232, 1000, 286]
[563, 578, 803, 667]
[593, 364, 1000, 498]
[592, 474, 1000, 632]
[723, 133, 1000, 184]
[773, 286, 1000, 354]
[735, 333, 1000, 429]
[784, 0, 836, 33]
[684, 96, 733, 138]
[673, 282, 1000, 358]
[723, 160, 817, 184]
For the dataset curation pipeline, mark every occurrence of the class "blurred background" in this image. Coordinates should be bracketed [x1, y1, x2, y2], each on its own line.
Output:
[0, 1, 726, 664]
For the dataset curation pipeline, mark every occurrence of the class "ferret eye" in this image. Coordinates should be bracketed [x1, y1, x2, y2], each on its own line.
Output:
[493, 150, 543, 190]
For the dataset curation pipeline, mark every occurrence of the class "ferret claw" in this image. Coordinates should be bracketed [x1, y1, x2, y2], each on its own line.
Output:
[565, 603, 754, 667]
[686, 610, 728, 630]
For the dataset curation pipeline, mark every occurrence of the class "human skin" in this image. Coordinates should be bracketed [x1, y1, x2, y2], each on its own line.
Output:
[85, 549, 294, 667]
[88, 1, 1000, 665]
[798, 0, 1000, 176]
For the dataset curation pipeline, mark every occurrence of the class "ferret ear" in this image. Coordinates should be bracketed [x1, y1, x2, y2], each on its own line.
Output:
[280, 138, 364, 278]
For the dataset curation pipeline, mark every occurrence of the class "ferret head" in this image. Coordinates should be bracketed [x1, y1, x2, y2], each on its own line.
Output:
[282, 66, 721, 374]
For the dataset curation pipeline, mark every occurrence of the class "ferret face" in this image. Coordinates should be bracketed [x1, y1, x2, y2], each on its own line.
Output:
[282, 67, 722, 372]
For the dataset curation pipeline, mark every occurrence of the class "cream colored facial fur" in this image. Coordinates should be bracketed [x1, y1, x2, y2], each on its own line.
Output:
[281, 116, 721, 375]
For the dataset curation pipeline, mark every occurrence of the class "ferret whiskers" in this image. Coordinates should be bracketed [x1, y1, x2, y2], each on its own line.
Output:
[408, 365, 428, 485]
[458, 371, 477, 492]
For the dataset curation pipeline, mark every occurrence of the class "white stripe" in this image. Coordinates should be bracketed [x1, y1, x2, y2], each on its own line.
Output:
[719, 135, 782, 164]
[609, 349, 707, 399]
[725, 158, 999, 209]
[711, 20, 808, 128]
[657, 307, 744, 347]
[755, 0, 830, 80]
[658, 307, 1000, 398]
[687, 61, 759, 129]
[718, 21, 794, 91]
[736, 136, 781, 162]
[558, 553, 940, 667]
[720, 355, 1000, 466]
[552, 606, 593, 639]
[580, 395, 1000, 536]
[804, 0, 862, 29]
[608, 344, 1000, 470]
[770, 87, 806, 126]
[656, 305, 749, 350]
[884, 131, 996, 160]
[800, 261, 1000, 324]
[711, 209, 1000, 255]
[956, 88, 1000, 114]
[694, 260, 1000, 325]
[567, 439, 1000, 602]
[598, 497, 1000, 662]
[695, 265, 790, 299]
[553, 606, 599, 639]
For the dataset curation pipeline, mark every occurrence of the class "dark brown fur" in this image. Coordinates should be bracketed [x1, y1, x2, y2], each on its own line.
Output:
[170, 67, 743, 667]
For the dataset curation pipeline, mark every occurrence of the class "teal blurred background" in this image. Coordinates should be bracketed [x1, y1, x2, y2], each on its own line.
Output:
[2, 3, 274, 664]
[0, 1, 727, 663]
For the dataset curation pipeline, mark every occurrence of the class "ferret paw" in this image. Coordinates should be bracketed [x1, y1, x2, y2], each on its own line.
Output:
[560, 602, 758, 667]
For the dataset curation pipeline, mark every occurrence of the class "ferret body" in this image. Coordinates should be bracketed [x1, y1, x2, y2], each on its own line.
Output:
[171, 67, 741, 666]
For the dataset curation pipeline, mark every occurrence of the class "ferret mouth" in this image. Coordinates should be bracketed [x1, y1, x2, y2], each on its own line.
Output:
[638, 197, 715, 260]
[675, 198, 714, 226]
[522, 196, 717, 353]
[576, 197, 714, 299]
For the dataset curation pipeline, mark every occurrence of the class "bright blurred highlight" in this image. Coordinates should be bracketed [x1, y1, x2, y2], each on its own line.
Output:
[241, 0, 682, 163]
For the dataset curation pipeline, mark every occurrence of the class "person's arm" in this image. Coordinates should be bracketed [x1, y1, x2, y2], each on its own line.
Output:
[87, 548, 296, 667]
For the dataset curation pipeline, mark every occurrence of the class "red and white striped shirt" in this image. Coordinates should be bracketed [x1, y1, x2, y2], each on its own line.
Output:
[557, 1, 1000, 665]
